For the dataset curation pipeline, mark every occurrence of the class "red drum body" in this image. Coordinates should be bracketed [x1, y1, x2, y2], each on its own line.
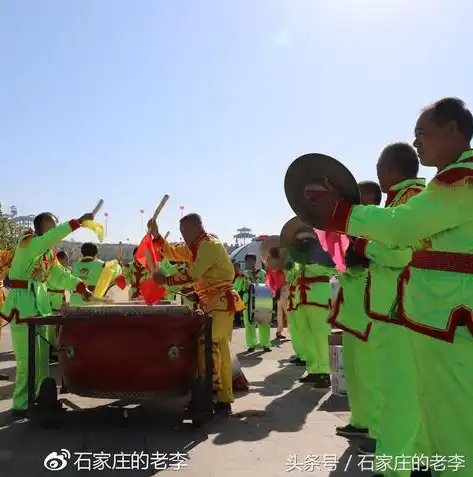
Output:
[58, 304, 205, 397]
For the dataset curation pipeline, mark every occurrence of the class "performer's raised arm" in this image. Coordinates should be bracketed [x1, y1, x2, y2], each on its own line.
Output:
[19, 212, 94, 259]
[148, 219, 192, 263]
[312, 182, 467, 248]
[48, 259, 90, 297]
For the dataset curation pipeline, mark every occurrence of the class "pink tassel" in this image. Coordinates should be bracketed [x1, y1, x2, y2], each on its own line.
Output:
[314, 229, 350, 272]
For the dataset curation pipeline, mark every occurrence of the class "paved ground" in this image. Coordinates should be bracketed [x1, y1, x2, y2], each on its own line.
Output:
[0, 320, 370, 477]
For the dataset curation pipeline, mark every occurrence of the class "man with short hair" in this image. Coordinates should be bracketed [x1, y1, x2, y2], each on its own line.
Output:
[349, 143, 426, 461]
[150, 213, 244, 415]
[70, 242, 104, 306]
[330, 181, 382, 440]
[311, 97, 473, 476]
[1, 211, 93, 417]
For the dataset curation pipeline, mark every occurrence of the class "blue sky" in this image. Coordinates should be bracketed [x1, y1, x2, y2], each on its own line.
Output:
[1, 0, 471, 245]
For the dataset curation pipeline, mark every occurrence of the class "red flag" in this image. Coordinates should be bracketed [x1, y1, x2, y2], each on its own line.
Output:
[140, 278, 166, 305]
[140, 209, 144, 214]
[135, 233, 161, 271]
[114, 274, 127, 290]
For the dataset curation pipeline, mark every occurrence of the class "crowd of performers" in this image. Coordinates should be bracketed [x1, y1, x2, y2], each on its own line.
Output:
[0, 95, 471, 476]
[302, 96, 472, 477]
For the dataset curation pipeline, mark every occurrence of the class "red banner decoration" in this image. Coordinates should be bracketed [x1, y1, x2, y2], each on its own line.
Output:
[104, 212, 109, 218]
[140, 279, 166, 305]
[134, 233, 161, 271]
[140, 209, 144, 214]
[114, 274, 127, 290]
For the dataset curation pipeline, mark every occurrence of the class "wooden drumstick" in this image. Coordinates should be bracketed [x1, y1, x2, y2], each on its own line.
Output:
[152, 195, 170, 221]
[144, 249, 157, 274]
[164, 231, 170, 240]
[92, 199, 104, 217]
[117, 241, 124, 262]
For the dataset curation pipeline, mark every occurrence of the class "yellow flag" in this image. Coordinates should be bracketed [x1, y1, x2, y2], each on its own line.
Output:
[82, 220, 105, 242]
[94, 260, 121, 298]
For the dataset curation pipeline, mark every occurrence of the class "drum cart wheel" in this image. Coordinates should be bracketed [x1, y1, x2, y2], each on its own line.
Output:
[24, 319, 65, 427]
[186, 315, 214, 428]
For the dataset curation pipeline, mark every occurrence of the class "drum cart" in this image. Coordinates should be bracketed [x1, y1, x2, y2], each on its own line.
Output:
[19, 309, 214, 428]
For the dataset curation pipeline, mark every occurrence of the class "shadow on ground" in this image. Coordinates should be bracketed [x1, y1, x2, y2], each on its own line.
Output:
[212, 360, 327, 446]
[0, 403, 207, 477]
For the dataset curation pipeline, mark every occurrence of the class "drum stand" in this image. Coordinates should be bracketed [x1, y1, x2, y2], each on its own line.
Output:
[22, 314, 214, 428]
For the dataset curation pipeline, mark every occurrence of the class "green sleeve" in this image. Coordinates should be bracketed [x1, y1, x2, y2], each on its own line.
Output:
[259, 269, 266, 283]
[48, 262, 81, 291]
[347, 184, 467, 247]
[365, 242, 413, 268]
[123, 266, 132, 284]
[23, 221, 77, 260]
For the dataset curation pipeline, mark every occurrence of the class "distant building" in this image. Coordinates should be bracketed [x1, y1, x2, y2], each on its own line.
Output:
[233, 227, 256, 245]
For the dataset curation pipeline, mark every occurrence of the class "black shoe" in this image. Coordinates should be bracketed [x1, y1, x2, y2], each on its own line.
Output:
[357, 438, 376, 455]
[214, 402, 232, 416]
[247, 347, 255, 352]
[289, 355, 300, 363]
[335, 424, 369, 438]
[295, 359, 307, 366]
[263, 347, 271, 352]
[313, 373, 331, 388]
[11, 409, 27, 420]
[0, 374, 9, 381]
[299, 373, 320, 383]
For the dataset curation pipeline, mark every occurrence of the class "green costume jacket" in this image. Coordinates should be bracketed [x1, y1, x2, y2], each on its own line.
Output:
[329, 179, 426, 340]
[2, 221, 85, 320]
[327, 150, 473, 342]
[70, 256, 105, 306]
[294, 263, 332, 310]
[47, 265, 76, 311]
[355, 179, 426, 325]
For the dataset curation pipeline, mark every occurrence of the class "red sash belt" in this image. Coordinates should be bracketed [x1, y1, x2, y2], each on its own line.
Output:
[48, 289, 65, 295]
[411, 250, 473, 274]
[9, 280, 29, 289]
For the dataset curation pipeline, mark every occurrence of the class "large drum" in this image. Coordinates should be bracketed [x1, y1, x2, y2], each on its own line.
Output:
[58, 304, 206, 398]
[247, 284, 273, 325]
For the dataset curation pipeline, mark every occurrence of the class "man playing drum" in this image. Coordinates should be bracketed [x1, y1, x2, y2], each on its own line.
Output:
[1, 212, 94, 418]
[149, 213, 245, 415]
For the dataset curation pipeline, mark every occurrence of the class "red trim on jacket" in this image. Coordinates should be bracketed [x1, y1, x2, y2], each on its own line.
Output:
[328, 288, 372, 342]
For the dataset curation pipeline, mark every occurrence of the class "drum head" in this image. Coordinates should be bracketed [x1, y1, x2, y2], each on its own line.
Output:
[284, 153, 360, 229]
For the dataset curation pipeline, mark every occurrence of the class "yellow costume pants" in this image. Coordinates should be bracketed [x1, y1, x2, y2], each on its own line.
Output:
[198, 309, 234, 403]
[277, 287, 288, 333]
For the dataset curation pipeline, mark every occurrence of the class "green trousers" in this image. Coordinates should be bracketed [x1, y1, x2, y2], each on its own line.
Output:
[343, 332, 380, 435]
[243, 310, 270, 348]
[412, 330, 472, 477]
[289, 309, 304, 359]
[298, 305, 331, 374]
[11, 322, 49, 411]
[373, 321, 428, 477]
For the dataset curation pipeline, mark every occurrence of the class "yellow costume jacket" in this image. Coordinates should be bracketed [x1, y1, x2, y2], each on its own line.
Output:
[153, 232, 244, 313]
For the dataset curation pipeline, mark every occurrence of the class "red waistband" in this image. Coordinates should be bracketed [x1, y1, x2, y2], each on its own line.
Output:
[411, 250, 473, 274]
[298, 276, 330, 284]
[48, 289, 65, 295]
[9, 280, 29, 289]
